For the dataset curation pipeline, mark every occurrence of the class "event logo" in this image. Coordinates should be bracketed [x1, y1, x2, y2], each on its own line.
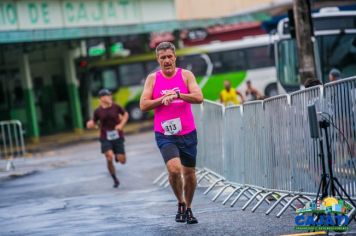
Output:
[295, 197, 351, 231]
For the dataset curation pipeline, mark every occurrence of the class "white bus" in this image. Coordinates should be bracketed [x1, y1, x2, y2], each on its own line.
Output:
[85, 34, 277, 120]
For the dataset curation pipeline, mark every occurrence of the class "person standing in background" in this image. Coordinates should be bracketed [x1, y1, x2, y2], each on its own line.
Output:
[220, 80, 244, 106]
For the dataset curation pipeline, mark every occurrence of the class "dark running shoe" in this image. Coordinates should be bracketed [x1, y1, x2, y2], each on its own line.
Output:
[113, 178, 120, 188]
[175, 202, 186, 223]
[186, 208, 198, 224]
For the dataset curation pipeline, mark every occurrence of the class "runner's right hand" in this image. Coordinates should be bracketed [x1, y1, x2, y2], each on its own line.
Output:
[162, 93, 178, 106]
[86, 120, 95, 129]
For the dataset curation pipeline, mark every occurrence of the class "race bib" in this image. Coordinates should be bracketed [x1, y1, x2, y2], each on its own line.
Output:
[161, 118, 182, 135]
[106, 130, 120, 140]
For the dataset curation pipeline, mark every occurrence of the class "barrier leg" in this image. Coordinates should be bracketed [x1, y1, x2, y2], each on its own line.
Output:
[276, 195, 306, 218]
[212, 184, 232, 202]
[346, 206, 356, 225]
[159, 175, 170, 187]
[252, 192, 277, 213]
[242, 190, 264, 211]
[153, 172, 167, 184]
[204, 178, 224, 195]
[195, 168, 205, 178]
[197, 172, 210, 184]
[265, 194, 291, 215]
[247, 189, 270, 205]
[230, 187, 251, 207]
[164, 180, 171, 188]
[222, 186, 243, 205]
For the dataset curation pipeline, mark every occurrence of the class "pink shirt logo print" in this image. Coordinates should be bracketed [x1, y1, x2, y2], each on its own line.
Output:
[160, 87, 180, 95]
[161, 87, 183, 104]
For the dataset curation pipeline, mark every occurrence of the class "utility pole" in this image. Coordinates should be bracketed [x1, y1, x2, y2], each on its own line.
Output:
[293, 0, 317, 85]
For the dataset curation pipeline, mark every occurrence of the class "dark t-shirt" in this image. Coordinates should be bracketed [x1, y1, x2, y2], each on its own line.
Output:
[93, 103, 125, 140]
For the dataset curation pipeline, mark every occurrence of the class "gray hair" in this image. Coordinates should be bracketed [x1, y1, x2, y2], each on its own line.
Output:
[155, 42, 176, 55]
[329, 68, 341, 79]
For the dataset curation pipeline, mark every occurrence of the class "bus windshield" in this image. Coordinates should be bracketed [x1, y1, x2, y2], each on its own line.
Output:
[277, 33, 356, 91]
[318, 34, 356, 82]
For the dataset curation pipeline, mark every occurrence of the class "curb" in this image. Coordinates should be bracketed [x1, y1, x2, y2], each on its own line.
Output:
[25, 122, 153, 154]
[0, 170, 39, 182]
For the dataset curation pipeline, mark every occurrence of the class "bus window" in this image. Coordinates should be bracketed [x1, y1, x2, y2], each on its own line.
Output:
[245, 46, 275, 69]
[317, 34, 356, 83]
[208, 52, 223, 73]
[102, 69, 118, 90]
[177, 55, 207, 77]
[220, 50, 246, 72]
[90, 68, 118, 96]
[119, 63, 145, 86]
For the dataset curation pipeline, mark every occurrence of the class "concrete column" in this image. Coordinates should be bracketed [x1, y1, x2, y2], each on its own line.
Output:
[64, 49, 83, 133]
[19, 54, 40, 142]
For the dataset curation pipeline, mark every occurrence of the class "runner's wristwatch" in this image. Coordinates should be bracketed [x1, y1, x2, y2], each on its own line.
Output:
[175, 91, 180, 98]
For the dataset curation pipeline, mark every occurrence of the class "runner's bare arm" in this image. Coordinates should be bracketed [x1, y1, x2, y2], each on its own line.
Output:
[115, 112, 129, 131]
[140, 74, 173, 112]
[180, 70, 203, 104]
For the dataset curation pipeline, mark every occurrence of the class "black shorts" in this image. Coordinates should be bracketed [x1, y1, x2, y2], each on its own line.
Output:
[100, 137, 125, 155]
[155, 130, 197, 168]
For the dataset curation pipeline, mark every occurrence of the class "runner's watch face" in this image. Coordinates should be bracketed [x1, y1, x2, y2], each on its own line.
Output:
[156, 49, 176, 77]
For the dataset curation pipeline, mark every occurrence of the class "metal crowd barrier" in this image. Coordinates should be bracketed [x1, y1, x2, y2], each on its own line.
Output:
[289, 86, 323, 194]
[154, 76, 356, 219]
[224, 105, 244, 184]
[324, 77, 356, 198]
[0, 120, 26, 171]
[200, 101, 225, 176]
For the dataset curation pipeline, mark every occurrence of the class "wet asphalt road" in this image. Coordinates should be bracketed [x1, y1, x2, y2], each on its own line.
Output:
[0, 132, 355, 236]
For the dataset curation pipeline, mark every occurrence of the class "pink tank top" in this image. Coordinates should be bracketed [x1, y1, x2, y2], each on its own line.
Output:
[153, 68, 196, 135]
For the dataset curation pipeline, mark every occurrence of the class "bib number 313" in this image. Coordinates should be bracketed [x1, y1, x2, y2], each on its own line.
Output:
[161, 118, 182, 135]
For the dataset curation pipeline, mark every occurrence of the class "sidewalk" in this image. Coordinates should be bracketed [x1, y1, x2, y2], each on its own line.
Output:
[25, 120, 153, 153]
[0, 120, 153, 181]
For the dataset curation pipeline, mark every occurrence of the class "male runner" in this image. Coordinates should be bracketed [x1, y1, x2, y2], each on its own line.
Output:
[140, 42, 203, 224]
[86, 89, 129, 188]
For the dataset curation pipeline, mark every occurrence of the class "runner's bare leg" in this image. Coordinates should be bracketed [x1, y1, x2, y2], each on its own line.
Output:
[166, 158, 184, 203]
[182, 166, 196, 208]
[105, 150, 116, 175]
[116, 154, 126, 164]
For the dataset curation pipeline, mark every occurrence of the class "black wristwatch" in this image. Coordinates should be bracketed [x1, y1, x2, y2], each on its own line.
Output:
[175, 91, 180, 98]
